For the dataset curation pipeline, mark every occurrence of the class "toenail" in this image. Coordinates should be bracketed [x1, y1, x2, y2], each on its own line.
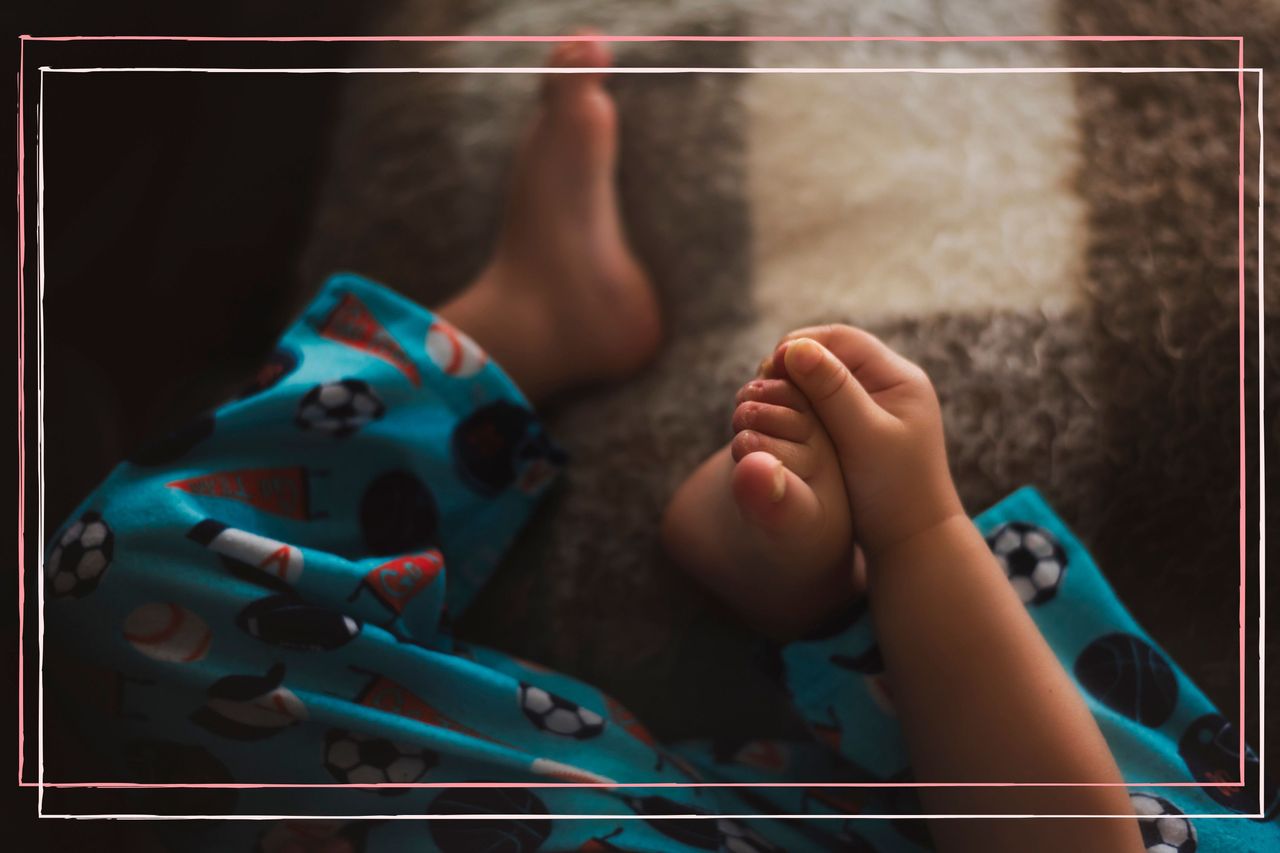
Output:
[769, 459, 786, 502]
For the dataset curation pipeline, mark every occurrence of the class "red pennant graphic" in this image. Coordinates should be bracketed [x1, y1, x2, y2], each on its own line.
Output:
[604, 695, 656, 748]
[168, 467, 311, 520]
[317, 292, 420, 386]
[361, 550, 444, 615]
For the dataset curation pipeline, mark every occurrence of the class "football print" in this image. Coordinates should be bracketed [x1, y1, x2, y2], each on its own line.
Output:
[295, 379, 385, 438]
[47, 511, 114, 599]
[191, 663, 307, 741]
[236, 594, 360, 651]
[985, 520, 1068, 605]
[518, 683, 606, 739]
[1130, 793, 1197, 853]
[324, 728, 437, 792]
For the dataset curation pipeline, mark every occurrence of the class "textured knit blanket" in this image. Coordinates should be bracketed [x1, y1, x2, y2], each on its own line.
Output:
[295, 0, 1274, 745]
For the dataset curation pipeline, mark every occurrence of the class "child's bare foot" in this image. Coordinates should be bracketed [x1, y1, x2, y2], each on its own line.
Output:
[661, 377, 860, 639]
[438, 37, 661, 404]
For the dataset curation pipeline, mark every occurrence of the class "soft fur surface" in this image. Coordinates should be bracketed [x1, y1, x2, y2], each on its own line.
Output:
[295, 0, 1277, 741]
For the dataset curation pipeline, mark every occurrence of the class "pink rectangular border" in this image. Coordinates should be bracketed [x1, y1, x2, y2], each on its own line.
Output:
[15, 34, 1257, 806]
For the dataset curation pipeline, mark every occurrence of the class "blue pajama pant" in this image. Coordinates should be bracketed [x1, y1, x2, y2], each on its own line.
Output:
[45, 273, 1278, 851]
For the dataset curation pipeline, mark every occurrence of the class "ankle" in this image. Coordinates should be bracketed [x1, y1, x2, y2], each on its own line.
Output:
[436, 270, 563, 405]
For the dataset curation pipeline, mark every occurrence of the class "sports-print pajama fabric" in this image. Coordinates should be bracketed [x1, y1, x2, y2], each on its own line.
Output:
[45, 273, 1277, 852]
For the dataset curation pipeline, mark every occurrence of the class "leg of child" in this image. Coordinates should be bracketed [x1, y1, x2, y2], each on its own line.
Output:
[435, 38, 661, 406]
[661, 376, 861, 640]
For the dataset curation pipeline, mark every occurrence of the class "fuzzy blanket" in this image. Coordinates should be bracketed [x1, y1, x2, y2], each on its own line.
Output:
[285, 0, 1276, 742]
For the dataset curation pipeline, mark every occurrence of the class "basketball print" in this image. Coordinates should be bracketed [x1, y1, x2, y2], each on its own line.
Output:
[1074, 633, 1178, 727]
[426, 319, 487, 378]
[452, 401, 566, 496]
[123, 602, 212, 664]
[1177, 713, 1275, 814]
[359, 470, 440, 555]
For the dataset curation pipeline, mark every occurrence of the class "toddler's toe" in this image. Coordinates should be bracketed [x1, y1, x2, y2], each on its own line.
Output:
[731, 450, 823, 535]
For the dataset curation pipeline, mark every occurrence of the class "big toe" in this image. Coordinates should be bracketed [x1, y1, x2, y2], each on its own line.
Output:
[731, 450, 823, 536]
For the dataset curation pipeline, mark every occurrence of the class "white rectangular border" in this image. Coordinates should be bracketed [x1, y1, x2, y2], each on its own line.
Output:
[30, 63, 1267, 822]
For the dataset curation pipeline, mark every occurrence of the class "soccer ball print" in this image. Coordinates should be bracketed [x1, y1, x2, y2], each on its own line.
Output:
[518, 683, 606, 739]
[985, 520, 1068, 605]
[295, 379, 385, 438]
[324, 728, 438, 792]
[1130, 793, 1197, 853]
[47, 511, 114, 598]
